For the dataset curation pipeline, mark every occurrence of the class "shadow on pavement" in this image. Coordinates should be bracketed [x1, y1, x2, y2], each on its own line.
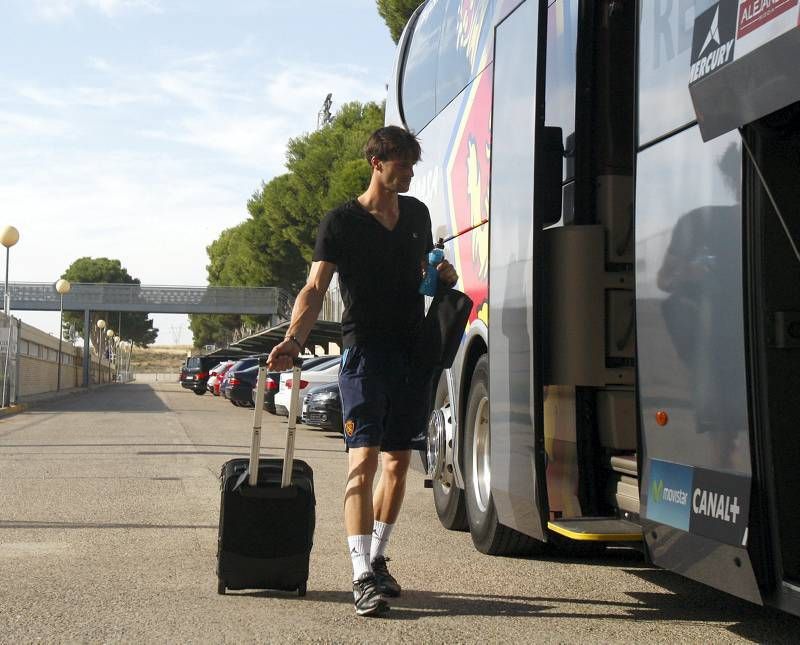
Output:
[0, 442, 254, 448]
[0, 519, 217, 530]
[0, 442, 344, 457]
[137, 446, 344, 456]
[626, 567, 800, 640]
[272, 584, 799, 639]
[29, 384, 170, 413]
[531, 547, 647, 568]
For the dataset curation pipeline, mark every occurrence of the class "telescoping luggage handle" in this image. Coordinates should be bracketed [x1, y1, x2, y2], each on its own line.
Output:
[248, 355, 303, 488]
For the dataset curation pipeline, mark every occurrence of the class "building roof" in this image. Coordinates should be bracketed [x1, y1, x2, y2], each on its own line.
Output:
[205, 320, 342, 360]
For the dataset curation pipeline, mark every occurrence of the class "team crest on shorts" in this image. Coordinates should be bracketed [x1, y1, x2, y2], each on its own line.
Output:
[345, 419, 355, 436]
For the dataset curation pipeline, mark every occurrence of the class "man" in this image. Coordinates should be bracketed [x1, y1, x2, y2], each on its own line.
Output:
[267, 125, 457, 616]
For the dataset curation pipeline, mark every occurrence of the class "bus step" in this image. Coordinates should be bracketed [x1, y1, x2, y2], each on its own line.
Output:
[547, 518, 642, 542]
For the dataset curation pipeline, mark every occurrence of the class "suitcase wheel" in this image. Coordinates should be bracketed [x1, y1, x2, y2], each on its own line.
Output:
[298, 582, 307, 597]
[217, 578, 226, 595]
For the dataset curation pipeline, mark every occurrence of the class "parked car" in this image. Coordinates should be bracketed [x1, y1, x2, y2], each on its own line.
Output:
[220, 357, 259, 401]
[180, 355, 218, 395]
[206, 361, 234, 397]
[248, 370, 283, 414]
[227, 364, 261, 407]
[301, 381, 342, 433]
[211, 361, 236, 396]
[254, 355, 337, 415]
[274, 356, 341, 418]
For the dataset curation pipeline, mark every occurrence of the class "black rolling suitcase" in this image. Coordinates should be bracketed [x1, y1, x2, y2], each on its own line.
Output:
[217, 355, 315, 596]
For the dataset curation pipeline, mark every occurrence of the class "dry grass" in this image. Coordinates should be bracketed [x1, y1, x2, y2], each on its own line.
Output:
[131, 344, 194, 373]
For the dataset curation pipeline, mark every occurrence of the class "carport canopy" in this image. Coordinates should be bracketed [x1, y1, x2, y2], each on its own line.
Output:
[205, 320, 342, 361]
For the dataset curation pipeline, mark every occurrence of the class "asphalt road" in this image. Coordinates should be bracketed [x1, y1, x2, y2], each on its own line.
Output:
[1, 383, 798, 643]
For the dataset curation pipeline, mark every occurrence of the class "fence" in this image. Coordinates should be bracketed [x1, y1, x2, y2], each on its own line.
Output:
[320, 274, 343, 323]
[0, 314, 19, 405]
[133, 373, 179, 383]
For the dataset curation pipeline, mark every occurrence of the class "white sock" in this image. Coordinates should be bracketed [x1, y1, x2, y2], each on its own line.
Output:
[370, 521, 394, 561]
[348, 534, 372, 581]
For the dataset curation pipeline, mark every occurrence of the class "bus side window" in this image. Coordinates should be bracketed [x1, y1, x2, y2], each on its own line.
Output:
[436, 0, 495, 113]
[401, 0, 446, 133]
[544, 0, 578, 183]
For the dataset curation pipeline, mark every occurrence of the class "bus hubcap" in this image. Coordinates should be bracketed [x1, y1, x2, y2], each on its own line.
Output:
[472, 396, 491, 513]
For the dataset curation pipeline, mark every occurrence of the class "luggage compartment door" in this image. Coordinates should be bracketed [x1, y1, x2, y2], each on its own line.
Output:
[487, 0, 548, 541]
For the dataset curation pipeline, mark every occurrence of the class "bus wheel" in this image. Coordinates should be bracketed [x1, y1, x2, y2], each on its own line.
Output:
[430, 376, 467, 531]
[464, 356, 542, 555]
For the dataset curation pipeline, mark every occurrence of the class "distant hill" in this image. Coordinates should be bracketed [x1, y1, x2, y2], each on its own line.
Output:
[131, 345, 193, 373]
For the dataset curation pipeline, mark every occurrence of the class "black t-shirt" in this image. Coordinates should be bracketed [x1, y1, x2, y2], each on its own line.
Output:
[313, 195, 434, 349]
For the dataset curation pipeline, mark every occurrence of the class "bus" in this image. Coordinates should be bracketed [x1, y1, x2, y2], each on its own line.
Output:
[385, 0, 800, 615]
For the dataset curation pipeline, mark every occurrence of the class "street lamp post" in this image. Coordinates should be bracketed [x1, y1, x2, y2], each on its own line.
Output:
[1, 225, 20, 408]
[125, 340, 133, 382]
[55, 279, 71, 391]
[96, 319, 106, 384]
[106, 329, 114, 383]
[114, 336, 120, 381]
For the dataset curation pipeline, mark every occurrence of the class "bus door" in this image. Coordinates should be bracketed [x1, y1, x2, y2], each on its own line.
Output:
[487, 0, 550, 542]
[687, 0, 800, 614]
[635, 0, 762, 606]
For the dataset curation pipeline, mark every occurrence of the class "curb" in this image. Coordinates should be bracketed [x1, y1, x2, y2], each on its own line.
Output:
[0, 403, 26, 419]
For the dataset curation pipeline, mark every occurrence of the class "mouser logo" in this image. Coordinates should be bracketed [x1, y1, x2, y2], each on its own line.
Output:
[692, 487, 741, 524]
[651, 479, 689, 505]
[689, 2, 737, 84]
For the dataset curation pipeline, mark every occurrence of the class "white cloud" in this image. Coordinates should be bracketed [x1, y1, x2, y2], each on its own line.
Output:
[18, 84, 158, 109]
[31, 0, 162, 21]
[264, 63, 383, 117]
[138, 60, 385, 169]
[0, 110, 71, 137]
[0, 149, 247, 284]
[86, 57, 114, 73]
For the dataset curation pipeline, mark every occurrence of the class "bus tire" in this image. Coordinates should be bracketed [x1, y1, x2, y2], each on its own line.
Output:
[431, 375, 467, 531]
[464, 355, 543, 556]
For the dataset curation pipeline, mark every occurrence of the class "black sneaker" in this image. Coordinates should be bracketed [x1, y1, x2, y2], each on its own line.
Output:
[352, 572, 389, 616]
[371, 556, 401, 597]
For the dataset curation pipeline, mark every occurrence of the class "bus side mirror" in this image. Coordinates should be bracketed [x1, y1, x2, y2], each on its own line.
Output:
[541, 126, 564, 227]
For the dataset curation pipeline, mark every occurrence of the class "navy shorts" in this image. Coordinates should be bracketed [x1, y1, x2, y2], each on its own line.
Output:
[338, 344, 429, 452]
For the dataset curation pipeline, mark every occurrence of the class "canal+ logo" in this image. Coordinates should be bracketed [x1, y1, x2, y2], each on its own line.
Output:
[689, 1, 737, 84]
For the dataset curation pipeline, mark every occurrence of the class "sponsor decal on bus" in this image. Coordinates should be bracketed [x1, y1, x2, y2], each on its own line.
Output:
[445, 62, 492, 328]
[737, 0, 798, 38]
[645, 459, 693, 531]
[646, 459, 751, 546]
[689, 0, 738, 83]
[689, 468, 750, 545]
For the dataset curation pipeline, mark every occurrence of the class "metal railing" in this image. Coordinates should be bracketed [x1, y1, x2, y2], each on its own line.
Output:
[320, 274, 343, 322]
[0, 282, 291, 315]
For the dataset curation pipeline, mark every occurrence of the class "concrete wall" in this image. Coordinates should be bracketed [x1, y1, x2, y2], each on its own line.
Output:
[16, 320, 112, 399]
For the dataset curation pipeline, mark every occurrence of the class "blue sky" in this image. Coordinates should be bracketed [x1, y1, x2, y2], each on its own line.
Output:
[1, 0, 397, 344]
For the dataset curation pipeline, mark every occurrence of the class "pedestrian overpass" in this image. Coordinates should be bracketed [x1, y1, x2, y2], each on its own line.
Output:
[0, 282, 294, 386]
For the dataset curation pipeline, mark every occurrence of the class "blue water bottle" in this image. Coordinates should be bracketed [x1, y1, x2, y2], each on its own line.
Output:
[419, 241, 445, 296]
